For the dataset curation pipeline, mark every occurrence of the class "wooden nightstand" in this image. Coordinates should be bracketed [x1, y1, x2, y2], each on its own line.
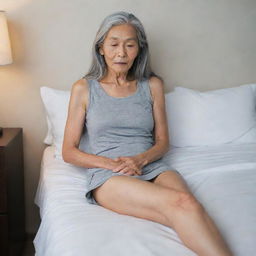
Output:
[0, 128, 25, 255]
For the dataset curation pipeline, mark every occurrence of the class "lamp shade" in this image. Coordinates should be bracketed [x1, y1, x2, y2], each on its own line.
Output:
[0, 10, 13, 65]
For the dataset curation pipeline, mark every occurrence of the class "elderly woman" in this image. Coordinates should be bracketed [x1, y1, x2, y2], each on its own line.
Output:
[62, 11, 233, 256]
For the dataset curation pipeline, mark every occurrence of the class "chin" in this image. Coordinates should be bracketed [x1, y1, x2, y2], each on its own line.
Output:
[113, 68, 129, 73]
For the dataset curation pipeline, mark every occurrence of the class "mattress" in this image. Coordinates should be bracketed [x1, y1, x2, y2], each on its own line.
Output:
[34, 143, 256, 256]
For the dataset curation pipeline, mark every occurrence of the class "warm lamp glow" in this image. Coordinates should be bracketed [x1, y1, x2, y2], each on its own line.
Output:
[0, 10, 13, 65]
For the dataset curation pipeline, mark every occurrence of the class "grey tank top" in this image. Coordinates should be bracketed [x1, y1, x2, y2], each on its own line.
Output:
[84, 79, 155, 159]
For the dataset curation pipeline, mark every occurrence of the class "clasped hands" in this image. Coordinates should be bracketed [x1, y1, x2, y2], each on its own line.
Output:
[111, 155, 144, 176]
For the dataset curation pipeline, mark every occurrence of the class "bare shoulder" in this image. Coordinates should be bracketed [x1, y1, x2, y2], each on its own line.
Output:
[148, 76, 165, 102]
[71, 78, 90, 111]
[72, 78, 89, 93]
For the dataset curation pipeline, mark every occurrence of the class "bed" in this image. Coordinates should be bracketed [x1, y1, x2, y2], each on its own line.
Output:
[34, 82, 256, 255]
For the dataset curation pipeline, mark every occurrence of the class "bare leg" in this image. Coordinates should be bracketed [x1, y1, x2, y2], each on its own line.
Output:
[151, 170, 233, 256]
[92, 173, 233, 256]
[162, 193, 232, 256]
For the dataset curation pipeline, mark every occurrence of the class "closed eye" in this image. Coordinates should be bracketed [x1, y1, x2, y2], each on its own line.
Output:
[110, 44, 135, 47]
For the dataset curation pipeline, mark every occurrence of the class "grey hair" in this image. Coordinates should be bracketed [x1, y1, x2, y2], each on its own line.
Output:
[82, 11, 162, 82]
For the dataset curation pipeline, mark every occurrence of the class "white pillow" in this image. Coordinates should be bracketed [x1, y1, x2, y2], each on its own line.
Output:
[40, 87, 70, 159]
[165, 83, 256, 147]
[43, 115, 53, 145]
[40, 86, 91, 159]
[41, 83, 256, 157]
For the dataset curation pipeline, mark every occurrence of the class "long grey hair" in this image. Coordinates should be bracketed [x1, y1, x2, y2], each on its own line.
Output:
[82, 11, 162, 82]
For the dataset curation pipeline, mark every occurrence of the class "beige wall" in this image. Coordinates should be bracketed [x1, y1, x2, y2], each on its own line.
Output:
[0, 0, 255, 234]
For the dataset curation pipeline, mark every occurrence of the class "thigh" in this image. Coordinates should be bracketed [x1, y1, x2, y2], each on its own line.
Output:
[150, 170, 192, 193]
[92, 175, 180, 227]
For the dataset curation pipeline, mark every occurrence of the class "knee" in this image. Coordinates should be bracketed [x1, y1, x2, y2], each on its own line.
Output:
[175, 192, 204, 212]
[162, 190, 204, 214]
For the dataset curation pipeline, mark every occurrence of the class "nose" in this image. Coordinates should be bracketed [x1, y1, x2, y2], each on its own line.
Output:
[117, 45, 127, 57]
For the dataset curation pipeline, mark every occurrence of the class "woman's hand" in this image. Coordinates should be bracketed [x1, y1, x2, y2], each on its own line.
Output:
[111, 156, 144, 176]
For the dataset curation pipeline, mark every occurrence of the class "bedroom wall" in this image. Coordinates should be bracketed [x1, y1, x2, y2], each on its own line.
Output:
[0, 0, 255, 234]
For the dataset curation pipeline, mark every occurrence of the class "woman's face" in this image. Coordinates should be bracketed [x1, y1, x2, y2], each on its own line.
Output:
[99, 24, 139, 76]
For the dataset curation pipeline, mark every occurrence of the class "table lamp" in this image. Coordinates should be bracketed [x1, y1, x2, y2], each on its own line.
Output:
[0, 10, 13, 137]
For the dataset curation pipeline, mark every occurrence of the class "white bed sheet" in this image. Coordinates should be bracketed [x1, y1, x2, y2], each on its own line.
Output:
[34, 143, 256, 256]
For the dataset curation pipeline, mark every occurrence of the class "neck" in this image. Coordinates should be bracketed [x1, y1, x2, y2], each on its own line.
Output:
[102, 69, 132, 86]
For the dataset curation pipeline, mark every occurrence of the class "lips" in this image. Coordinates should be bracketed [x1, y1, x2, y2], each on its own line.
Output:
[115, 62, 127, 64]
